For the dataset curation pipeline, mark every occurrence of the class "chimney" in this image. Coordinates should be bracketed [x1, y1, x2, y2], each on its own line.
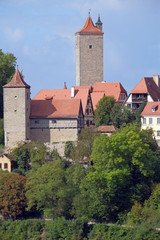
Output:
[153, 75, 160, 88]
[71, 87, 75, 98]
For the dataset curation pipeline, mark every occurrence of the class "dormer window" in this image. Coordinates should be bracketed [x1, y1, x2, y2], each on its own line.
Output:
[152, 105, 158, 112]
[89, 45, 92, 49]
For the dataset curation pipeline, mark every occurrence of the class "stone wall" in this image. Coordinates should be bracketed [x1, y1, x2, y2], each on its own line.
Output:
[76, 34, 103, 86]
[3, 87, 30, 148]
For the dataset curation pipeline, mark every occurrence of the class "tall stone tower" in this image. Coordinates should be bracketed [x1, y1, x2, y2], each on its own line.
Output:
[75, 15, 103, 86]
[3, 69, 30, 148]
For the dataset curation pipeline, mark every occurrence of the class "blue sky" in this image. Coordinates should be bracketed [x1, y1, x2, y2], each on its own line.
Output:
[1, 0, 160, 97]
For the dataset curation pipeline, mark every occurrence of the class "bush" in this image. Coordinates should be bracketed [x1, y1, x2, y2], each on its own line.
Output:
[88, 223, 108, 240]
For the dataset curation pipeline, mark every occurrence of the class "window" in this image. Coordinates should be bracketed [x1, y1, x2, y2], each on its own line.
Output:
[14, 96, 17, 99]
[52, 120, 56, 123]
[35, 120, 39, 124]
[143, 118, 146, 124]
[149, 118, 152, 125]
[127, 104, 131, 108]
[89, 45, 92, 49]
[0, 163, 1, 168]
[4, 163, 8, 169]
[157, 131, 160, 136]
[157, 118, 160, 124]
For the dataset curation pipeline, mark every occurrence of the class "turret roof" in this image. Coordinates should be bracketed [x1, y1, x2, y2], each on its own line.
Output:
[76, 16, 103, 34]
[3, 69, 30, 88]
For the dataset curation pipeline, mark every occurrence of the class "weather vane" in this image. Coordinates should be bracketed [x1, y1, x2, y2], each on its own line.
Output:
[17, 64, 18, 70]
[88, 9, 91, 16]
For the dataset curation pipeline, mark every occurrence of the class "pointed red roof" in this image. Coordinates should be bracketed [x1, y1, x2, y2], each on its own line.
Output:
[76, 16, 103, 34]
[3, 69, 30, 88]
[131, 77, 160, 101]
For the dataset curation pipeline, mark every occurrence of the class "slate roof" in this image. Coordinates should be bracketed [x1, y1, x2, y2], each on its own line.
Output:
[131, 77, 160, 101]
[141, 102, 160, 116]
[3, 69, 30, 88]
[76, 16, 103, 34]
[30, 99, 82, 118]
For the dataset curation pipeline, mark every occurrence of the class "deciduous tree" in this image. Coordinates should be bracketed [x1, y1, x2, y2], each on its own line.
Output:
[0, 49, 17, 118]
[72, 124, 160, 221]
[0, 171, 27, 218]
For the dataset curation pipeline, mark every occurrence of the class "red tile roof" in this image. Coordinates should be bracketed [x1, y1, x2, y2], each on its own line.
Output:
[96, 125, 116, 133]
[141, 102, 160, 116]
[92, 82, 127, 104]
[131, 77, 160, 101]
[33, 88, 90, 115]
[76, 16, 103, 34]
[30, 99, 82, 118]
[91, 92, 105, 111]
[3, 69, 30, 88]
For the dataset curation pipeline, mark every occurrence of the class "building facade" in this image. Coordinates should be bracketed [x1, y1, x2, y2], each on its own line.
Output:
[141, 102, 160, 146]
[125, 75, 160, 111]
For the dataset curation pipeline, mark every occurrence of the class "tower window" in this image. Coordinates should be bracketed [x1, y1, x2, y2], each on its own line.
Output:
[89, 45, 92, 49]
[14, 110, 17, 113]
[14, 96, 18, 99]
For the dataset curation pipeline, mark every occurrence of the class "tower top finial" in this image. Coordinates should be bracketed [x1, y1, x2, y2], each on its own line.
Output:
[17, 64, 18, 70]
[88, 9, 91, 16]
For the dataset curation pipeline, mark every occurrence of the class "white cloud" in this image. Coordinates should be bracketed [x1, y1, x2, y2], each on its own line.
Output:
[5, 28, 24, 42]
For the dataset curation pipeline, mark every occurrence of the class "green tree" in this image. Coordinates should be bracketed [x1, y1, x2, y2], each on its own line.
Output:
[0, 49, 17, 118]
[0, 171, 27, 219]
[64, 141, 74, 159]
[73, 124, 160, 222]
[110, 104, 136, 128]
[73, 126, 98, 161]
[95, 96, 116, 126]
[26, 160, 69, 218]
[10, 144, 31, 175]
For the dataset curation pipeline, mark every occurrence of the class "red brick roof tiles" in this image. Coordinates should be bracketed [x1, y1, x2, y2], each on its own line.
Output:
[76, 16, 103, 34]
[92, 82, 127, 104]
[96, 125, 116, 133]
[91, 92, 105, 111]
[3, 69, 30, 88]
[30, 99, 82, 118]
[141, 102, 160, 116]
[131, 77, 160, 101]
[33, 88, 90, 115]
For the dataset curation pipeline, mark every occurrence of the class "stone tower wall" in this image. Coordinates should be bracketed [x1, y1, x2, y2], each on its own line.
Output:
[76, 33, 103, 86]
[3, 87, 30, 148]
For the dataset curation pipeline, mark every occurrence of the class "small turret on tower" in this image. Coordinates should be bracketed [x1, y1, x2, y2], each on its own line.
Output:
[96, 15, 103, 31]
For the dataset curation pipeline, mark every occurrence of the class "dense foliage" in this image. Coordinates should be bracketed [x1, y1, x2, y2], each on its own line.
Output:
[0, 124, 160, 239]
[0, 171, 27, 218]
[0, 49, 17, 118]
[94, 95, 146, 127]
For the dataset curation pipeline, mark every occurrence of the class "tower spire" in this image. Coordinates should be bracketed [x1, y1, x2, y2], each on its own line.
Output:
[96, 14, 103, 31]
